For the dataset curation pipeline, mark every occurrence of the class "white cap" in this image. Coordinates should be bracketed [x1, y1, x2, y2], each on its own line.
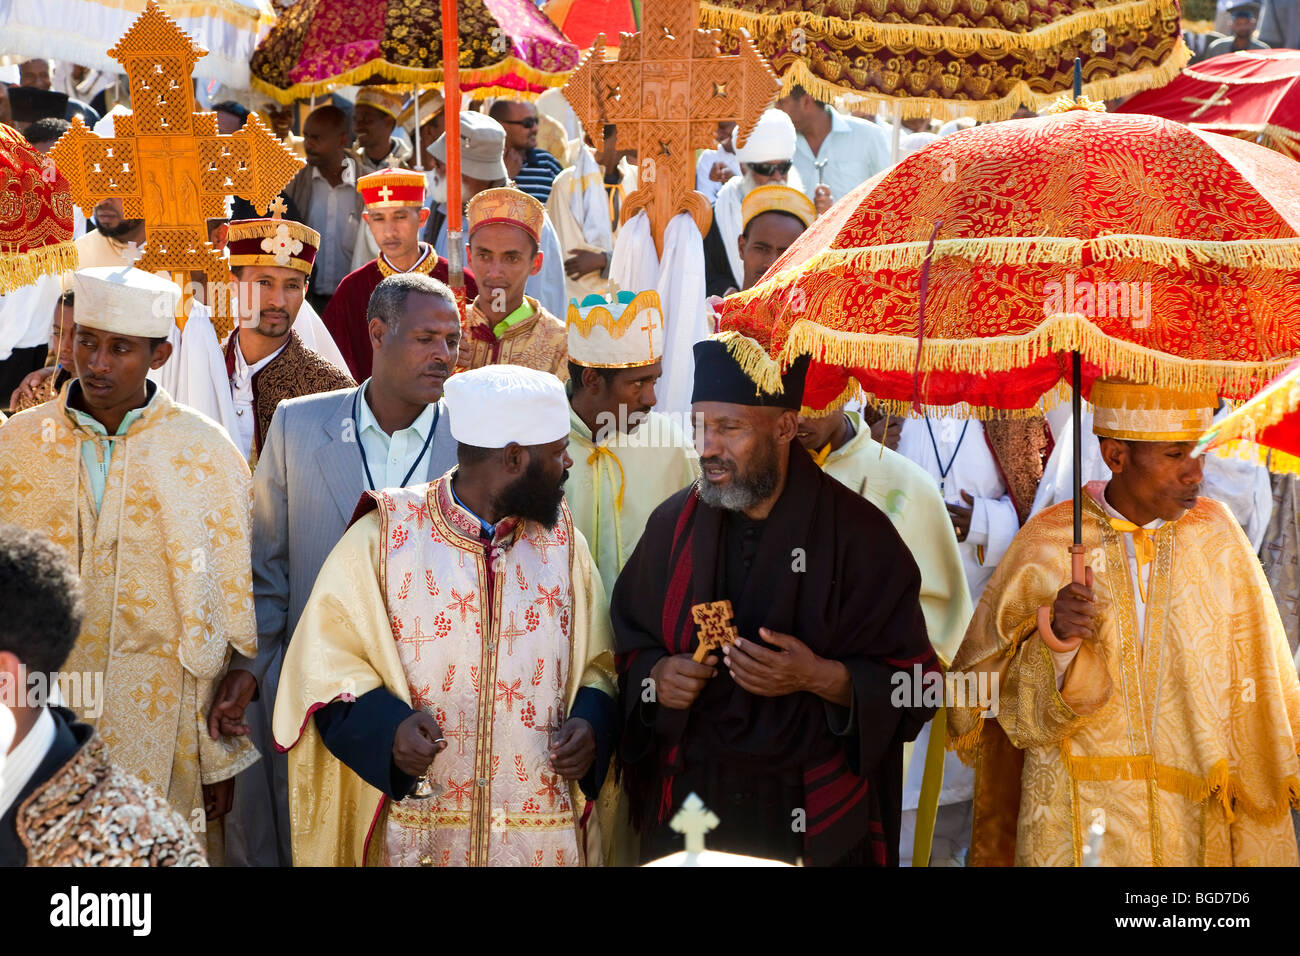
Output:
[72, 266, 180, 338]
[444, 365, 570, 448]
[733, 109, 797, 164]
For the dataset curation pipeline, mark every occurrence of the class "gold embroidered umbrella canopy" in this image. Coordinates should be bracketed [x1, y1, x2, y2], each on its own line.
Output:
[1196, 358, 1300, 475]
[698, 0, 1191, 120]
[251, 0, 580, 103]
[0, 123, 77, 294]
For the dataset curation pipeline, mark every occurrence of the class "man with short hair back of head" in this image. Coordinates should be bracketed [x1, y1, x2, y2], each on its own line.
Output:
[0, 525, 208, 866]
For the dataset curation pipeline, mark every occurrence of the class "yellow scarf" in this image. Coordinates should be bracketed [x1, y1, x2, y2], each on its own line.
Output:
[1107, 517, 1157, 603]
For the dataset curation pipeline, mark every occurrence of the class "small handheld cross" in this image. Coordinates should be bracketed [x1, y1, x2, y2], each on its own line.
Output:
[690, 599, 739, 662]
[670, 792, 719, 856]
[267, 195, 288, 219]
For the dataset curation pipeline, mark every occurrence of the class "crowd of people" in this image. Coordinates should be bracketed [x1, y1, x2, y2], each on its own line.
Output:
[2, 27, 1300, 870]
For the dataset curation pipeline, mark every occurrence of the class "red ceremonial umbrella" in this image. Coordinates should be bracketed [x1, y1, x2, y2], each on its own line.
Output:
[544, 0, 637, 51]
[1196, 357, 1300, 474]
[1121, 49, 1300, 159]
[0, 123, 77, 294]
[251, 0, 579, 102]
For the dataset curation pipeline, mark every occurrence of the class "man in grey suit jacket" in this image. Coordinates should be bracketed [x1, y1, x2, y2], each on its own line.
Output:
[209, 273, 462, 866]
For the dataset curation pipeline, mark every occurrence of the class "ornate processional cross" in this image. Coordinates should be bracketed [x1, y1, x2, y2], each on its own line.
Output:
[48, 0, 303, 338]
[561, 0, 779, 255]
[670, 792, 719, 856]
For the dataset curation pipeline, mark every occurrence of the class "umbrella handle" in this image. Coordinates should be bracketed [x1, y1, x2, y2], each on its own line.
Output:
[1037, 545, 1088, 653]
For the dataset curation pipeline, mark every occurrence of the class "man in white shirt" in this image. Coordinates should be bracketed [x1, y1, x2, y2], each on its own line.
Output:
[285, 106, 364, 315]
[694, 120, 741, 203]
[211, 272, 461, 866]
[0, 524, 208, 866]
[777, 85, 891, 205]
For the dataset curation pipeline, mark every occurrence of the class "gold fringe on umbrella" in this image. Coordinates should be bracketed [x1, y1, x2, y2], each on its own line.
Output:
[772, 42, 1191, 122]
[732, 233, 1300, 288]
[0, 241, 79, 297]
[700, 0, 1179, 56]
[736, 313, 1297, 417]
[252, 56, 573, 105]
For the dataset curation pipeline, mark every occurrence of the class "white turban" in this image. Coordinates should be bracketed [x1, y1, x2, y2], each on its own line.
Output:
[444, 365, 570, 448]
[72, 266, 181, 338]
[733, 109, 797, 164]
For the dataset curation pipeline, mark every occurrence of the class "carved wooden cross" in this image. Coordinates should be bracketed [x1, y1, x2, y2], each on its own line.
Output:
[48, 0, 302, 338]
[690, 599, 740, 662]
[670, 792, 719, 856]
[562, 0, 779, 255]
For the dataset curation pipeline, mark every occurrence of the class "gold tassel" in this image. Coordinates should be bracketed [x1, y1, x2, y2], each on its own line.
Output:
[715, 329, 786, 396]
[0, 241, 79, 296]
[742, 35, 1191, 124]
[765, 314, 1291, 410]
[251, 56, 571, 105]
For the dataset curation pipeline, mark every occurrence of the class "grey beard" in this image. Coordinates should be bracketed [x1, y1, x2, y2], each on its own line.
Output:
[695, 457, 780, 513]
[428, 172, 447, 205]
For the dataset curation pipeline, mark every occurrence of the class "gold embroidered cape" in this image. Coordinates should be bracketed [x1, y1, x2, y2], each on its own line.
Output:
[273, 480, 616, 866]
[459, 296, 569, 381]
[0, 386, 260, 845]
[948, 492, 1300, 866]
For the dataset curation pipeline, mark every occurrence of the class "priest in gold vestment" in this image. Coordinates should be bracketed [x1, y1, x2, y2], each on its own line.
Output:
[0, 267, 259, 860]
[948, 381, 1300, 866]
[275, 364, 616, 866]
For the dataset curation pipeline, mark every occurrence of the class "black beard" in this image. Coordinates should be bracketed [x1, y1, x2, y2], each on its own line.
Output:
[496, 458, 567, 530]
[696, 439, 781, 513]
[103, 218, 144, 240]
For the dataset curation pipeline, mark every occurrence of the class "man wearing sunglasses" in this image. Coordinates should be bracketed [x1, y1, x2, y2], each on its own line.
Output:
[702, 109, 804, 299]
[490, 99, 563, 204]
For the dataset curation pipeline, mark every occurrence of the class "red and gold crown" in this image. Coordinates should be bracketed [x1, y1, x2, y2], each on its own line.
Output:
[467, 187, 544, 244]
[358, 167, 427, 209]
[226, 197, 320, 275]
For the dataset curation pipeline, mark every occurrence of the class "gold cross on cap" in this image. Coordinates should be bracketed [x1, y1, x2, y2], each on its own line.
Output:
[268, 195, 288, 219]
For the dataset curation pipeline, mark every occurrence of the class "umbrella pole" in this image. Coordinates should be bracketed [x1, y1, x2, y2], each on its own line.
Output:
[891, 105, 902, 165]
[442, 0, 463, 294]
[1071, 350, 1086, 579]
[412, 87, 423, 172]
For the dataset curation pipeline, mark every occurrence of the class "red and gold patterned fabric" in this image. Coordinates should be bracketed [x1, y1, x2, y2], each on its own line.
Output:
[1121, 49, 1300, 160]
[251, 0, 580, 103]
[719, 105, 1300, 417]
[701, 0, 1190, 120]
[0, 123, 77, 293]
[1198, 358, 1300, 476]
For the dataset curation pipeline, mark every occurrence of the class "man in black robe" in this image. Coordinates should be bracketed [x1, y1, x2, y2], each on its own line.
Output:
[611, 334, 938, 866]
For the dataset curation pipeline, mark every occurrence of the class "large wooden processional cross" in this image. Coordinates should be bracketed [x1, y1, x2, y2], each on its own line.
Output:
[562, 0, 779, 256]
[49, 0, 302, 336]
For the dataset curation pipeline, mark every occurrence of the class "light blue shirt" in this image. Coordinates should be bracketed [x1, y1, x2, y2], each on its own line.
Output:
[449, 477, 495, 539]
[355, 381, 440, 490]
[792, 106, 891, 205]
[67, 382, 155, 512]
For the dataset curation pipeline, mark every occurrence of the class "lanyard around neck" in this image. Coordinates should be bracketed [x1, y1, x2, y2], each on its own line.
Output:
[924, 417, 970, 494]
[353, 389, 439, 491]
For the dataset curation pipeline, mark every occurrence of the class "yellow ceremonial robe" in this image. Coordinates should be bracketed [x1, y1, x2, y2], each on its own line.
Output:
[0, 385, 259, 847]
[564, 406, 698, 594]
[949, 490, 1300, 866]
[274, 475, 617, 866]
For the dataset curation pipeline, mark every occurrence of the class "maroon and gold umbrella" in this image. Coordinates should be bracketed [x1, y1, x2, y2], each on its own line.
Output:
[252, 0, 580, 103]
[0, 123, 77, 294]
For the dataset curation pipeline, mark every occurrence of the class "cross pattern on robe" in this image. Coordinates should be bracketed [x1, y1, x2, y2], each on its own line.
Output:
[1182, 83, 1233, 118]
[561, 0, 779, 255]
[670, 792, 719, 855]
[690, 599, 739, 662]
[47, 0, 302, 339]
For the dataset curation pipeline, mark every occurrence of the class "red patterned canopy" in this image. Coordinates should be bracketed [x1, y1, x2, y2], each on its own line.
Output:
[252, 0, 579, 103]
[0, 124, 76, 295]
[718, 103, 1300, 416]
[1121, 49, 1300, 160]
